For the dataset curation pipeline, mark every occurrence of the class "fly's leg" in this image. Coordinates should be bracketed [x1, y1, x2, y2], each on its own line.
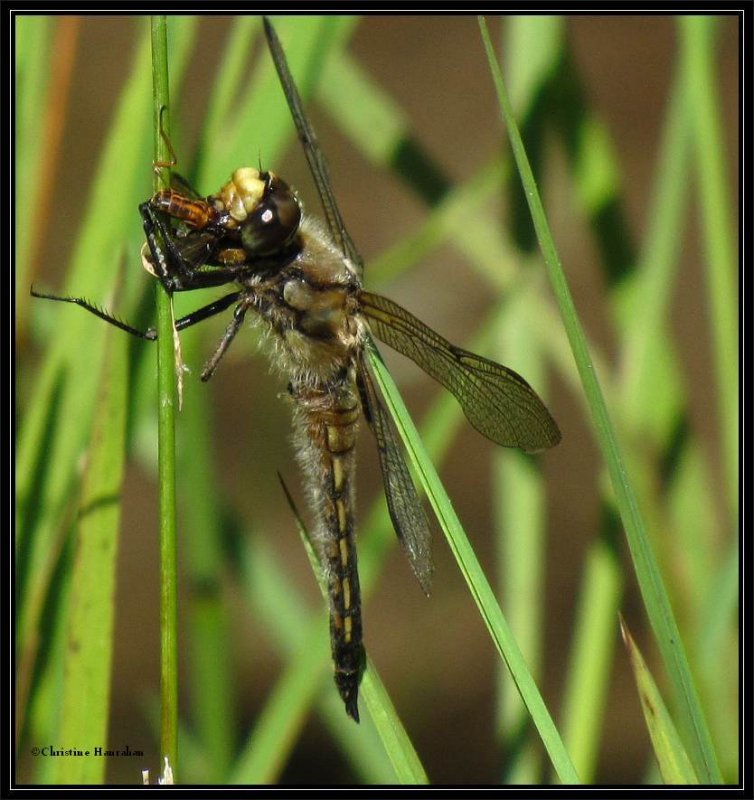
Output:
[151, 106, 205, 197]
[152, 105, 178, 172]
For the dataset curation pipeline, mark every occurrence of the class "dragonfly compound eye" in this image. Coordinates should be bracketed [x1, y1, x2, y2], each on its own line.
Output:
[240, 175, 302, 255]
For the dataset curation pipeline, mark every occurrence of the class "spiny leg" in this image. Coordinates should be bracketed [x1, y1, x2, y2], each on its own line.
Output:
[199, 294, 255, 381]
[30, 286, 242, 341]
[29, 287, 156, 339]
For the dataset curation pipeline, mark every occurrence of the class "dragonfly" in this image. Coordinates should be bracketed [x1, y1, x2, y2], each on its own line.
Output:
[32, 17, 560, 723]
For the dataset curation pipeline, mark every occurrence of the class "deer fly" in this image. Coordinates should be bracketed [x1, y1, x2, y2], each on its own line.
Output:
[32, 17, 560, 722]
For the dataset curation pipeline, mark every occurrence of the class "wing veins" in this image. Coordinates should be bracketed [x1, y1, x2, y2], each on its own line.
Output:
[360, 291, 561, 451]
[263, 18, 364, 274]
[357, 353, 433, 594]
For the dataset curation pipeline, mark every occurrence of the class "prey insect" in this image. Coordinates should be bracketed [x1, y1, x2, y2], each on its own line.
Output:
[32, 17, 560, 722]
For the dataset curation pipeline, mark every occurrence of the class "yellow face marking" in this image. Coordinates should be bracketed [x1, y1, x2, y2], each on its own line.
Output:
[217, 167, 265, 224]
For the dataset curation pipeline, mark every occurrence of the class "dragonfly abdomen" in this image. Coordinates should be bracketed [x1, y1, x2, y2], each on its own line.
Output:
[291, 379, 366, 722]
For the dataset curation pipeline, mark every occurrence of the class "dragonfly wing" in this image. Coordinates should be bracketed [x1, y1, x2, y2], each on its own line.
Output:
[357, 352, 433, 595]
[360, 291, 561, 452]
[263, 17, 364, 275]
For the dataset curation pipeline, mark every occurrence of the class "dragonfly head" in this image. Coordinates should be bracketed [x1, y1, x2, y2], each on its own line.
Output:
[215, 167, 302, 256]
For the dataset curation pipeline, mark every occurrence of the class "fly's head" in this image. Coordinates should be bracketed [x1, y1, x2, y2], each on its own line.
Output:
[213, 167, 302, 256]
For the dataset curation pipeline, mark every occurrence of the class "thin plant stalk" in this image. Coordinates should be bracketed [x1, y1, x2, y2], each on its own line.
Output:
[149, 15, 179, 777]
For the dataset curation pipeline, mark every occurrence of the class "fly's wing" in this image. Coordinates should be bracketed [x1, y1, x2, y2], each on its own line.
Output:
[171, 172, 202, 199]
[263, 17, 364, 276]
[357, 352, 433, 595]
[166, 228, 228, 273]
[360, 291, 561, 453]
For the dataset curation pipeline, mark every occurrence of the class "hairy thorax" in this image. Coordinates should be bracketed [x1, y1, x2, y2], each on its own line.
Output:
[247, 216, 366, 387]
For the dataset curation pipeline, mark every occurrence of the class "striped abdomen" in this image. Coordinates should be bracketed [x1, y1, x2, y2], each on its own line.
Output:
[149, 189, 217, 229]
[291, 378, 366, 722]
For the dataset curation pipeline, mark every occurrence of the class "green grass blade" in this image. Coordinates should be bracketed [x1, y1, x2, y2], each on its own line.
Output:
[229, 622, 329, 784]
[231, 638, 428, 784]
[557, 22, 689, 782]
[616, 57, 690, 436]
[320, 48, 410, 166]
[198, 16, 257, 154]
[368, 347, 579, 784]
[558, 534, 623, 782]
[197, 16, 359, 188]
[180, 388, 237, 782]
[477, 15, 722, 784]
[17, 24, 155, 754]
[679, 17, 738, 525]
[494, 282, 550, 782]
[621, 618, 699, 784]
[52, 299, 129, 784]
[504, 16, 563, 116]
[235, 535, 423, 783]
[24, 569, 73, 783]
[495, 18, 563, 783]
[360, 666, 429, 783]
[283, 477, 429, 783]
[695, 533, 739, 781]
[15, 16, 53, 311]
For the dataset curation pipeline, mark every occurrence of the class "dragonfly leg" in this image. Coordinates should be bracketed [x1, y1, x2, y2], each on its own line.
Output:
[30, 286, 155, 340]
[30, 286, 243, 342]
[199, 294, 255, 381]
